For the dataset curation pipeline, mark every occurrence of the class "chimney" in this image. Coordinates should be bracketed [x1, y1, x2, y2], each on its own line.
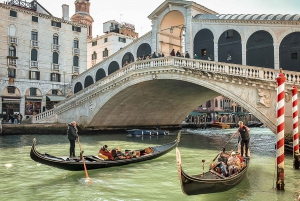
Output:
[62, 4, 69, 21]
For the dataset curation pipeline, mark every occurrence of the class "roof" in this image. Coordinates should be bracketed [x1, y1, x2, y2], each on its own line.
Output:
[193, 14, 300, 21]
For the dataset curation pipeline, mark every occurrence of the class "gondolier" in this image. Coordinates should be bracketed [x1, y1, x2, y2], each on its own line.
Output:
[67, 121, 78, 158]
[232, 121, 250, 157]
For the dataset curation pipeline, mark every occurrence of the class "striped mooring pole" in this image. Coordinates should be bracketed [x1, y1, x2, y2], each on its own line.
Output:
[276, 68, 285, 190]
[292, 84, 300, 169]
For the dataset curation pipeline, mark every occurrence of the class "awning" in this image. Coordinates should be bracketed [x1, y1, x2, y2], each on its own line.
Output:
[25, 96, 42, 100]
[46, 95, 66, 102]
[189, 111, 207, 116]
[2, 98, 20, 103]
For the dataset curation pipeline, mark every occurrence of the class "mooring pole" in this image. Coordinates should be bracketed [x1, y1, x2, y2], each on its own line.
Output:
[276, 68, 286, 190]
[292, 84, 300, 169]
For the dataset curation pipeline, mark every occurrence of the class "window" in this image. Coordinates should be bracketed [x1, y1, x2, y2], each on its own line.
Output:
[104, 38, 108, 43]
[32, 16, 38, 22]
[72, 26, 81, 32]
[92, 41, 97, 46]
[29, 71, 40, 80]
[73, 39, 79, 48]
[53, 52, 59, 64]
[9, 46, 16, 57]
[53, 35, 59, 45]
[31, 49, 38, 61]
[10, 10, 17, 17]
[118, 37, 126, 43]
[31, 31, 38, 41]
[220, 100, 223, 108]
[51, 21, 61, 28]
[51, 73, 60, 82]
[92, 51, 97, 60]
[103, 48, 108, 57]
[30, 88, 37, 96]
[8, 68, 16, 78]
[225, 30, 233, 38]
[73, 56, 79, 67]
[52, 90, 58, 95]
[215, 99, 218, 107]
[201, 49, 207, 57]
[291, 53, 297, 60]
[206, 100, 211, 108]
[7, 86, 15, 94]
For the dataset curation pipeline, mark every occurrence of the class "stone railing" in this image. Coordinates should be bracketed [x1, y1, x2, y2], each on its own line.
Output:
[32, 57, 300, 123]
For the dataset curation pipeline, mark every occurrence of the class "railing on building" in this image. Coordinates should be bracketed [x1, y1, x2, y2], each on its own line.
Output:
[30, 61, 38, 68]
[8, 36, 18, 45]
[73, 48, 80, 55]
[52, 63, 59, 71]
[7, 58, 17, 66]
[31, 40, 38, 48]
[7, 0, 37, 10]
[72, 66, 80, 74]
[32, 56, 300, 123]
[52, 44, 60, 52]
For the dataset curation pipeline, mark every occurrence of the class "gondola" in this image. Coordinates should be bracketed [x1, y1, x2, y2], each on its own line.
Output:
[30, 132, 180, 171]
[126, 129, 169, 136]
[176, 146, 250, 195]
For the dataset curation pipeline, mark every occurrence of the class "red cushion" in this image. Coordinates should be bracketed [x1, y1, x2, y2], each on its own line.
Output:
[237, 155, 243, 162]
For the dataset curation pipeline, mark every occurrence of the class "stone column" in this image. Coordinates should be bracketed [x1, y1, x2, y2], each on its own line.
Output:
[0, 96, 2, 115]
[274, 42, 280, 70]
[41, 95, 46, 113]
[20, 96, 25, 118]
[151, 18, 158, 53]
[242, 41, 246, 65]
[185, 7, 193, 56]
[214, 39, 218, 62]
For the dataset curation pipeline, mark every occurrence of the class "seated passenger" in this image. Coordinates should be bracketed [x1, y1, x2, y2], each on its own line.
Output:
[216, 152, 229, 176]
[227, 152, 241, 176]
[99, 145, 114, 160]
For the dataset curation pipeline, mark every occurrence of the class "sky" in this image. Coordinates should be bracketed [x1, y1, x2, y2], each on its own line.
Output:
[37, 0, 300, 37]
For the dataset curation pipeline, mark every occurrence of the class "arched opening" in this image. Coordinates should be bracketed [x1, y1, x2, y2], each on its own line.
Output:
[246, 31, 274, 68]
[280, 32, 300, 72]
[137, 43, 151, 59]
[96, 68, 106, 82]
[84, 75, 94, 88]
[122, 52, 134, 67]
[74, 82, 83, 94]
[159, 10, 185, 56]
[218, 29, 242, 64]
[25, 87, 43, 115]
[9, 24, 16, 36]
[194, 29, 214, 61]
[108, 61, 119, 75]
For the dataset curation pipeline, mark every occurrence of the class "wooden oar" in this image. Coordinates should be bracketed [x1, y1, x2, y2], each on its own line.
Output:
[211, 136, 234, 164]
[77, 137, 91, 183]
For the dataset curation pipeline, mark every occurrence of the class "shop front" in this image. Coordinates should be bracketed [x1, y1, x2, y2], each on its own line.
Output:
[2, 97, 21, 123]
[25, 98, 42, 115]
[46, 95, 65, 110]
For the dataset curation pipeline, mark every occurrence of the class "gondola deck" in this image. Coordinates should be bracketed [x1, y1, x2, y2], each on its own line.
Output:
[30, 132, 180, 171]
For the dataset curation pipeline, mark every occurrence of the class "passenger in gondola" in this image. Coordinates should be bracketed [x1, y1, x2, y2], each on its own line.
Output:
[99, 145, 114, 160]
[227, 152, 240, 176]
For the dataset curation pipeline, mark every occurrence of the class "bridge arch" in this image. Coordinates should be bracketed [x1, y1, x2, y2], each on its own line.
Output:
[218, 29, 242, 64]
[95, 68, 106, 82]
[74, 82, 83, 94]
[246, 30, 274, 68]
[159, 10, 185, 54]
[108, 61, 120, 75]
[84, 75, 94, 88]
[122, 52, 134, 66]
[279, 32, 300, 72]
[194, 29, 214, 60]
[137, 43, 151, 58]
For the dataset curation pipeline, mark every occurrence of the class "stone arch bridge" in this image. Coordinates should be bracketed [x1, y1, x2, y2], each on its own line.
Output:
[34, 56, 300, 135]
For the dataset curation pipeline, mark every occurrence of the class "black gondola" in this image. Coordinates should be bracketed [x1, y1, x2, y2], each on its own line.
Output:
[30, 132, 180, 171]
[176, 147, 250, 195]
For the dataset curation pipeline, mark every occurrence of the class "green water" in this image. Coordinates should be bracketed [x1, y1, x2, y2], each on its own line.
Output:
[0, 127, 299, 201]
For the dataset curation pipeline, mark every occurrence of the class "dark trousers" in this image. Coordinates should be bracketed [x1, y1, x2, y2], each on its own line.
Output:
[69, 139, 76, 157]
[241, 139, 249, 157]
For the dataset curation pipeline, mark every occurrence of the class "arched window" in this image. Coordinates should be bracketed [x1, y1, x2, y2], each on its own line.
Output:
[53, 52, 59, 64]
[9, 24, 16, 36]
[73, 56, 79, 67]
[103, 48, 108, 57]
[215, 99, 218, 107]
[31, 30, 38, 41]
[31, 49, 37, 61]
[53, 34, 59, 45]
[92, 51, 97, 60]
[9, 46, 16, 57]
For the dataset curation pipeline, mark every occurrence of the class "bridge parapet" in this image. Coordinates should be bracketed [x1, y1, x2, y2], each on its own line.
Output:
[33, 56, 300, 124]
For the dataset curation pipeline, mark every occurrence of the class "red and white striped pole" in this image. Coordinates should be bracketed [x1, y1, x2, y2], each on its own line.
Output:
[276, 68, 285, 190]
[292, 84, 300, 169]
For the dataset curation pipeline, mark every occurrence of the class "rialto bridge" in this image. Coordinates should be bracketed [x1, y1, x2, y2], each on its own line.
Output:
[33, 0, 300, 135]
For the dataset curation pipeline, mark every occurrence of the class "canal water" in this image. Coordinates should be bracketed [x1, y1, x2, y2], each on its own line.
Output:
[0, 127, 299, 201]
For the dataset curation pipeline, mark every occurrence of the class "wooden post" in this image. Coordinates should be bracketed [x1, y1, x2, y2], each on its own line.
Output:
[292, 84, 300, 169]
[276, 68, 285, 190]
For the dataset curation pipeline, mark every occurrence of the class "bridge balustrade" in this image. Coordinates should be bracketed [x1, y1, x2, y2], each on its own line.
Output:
[32, 56, 300, 123]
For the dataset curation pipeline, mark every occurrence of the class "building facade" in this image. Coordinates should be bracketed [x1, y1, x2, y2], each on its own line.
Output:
[87, 20, 138, 69]
[0, 1, 88, 121]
